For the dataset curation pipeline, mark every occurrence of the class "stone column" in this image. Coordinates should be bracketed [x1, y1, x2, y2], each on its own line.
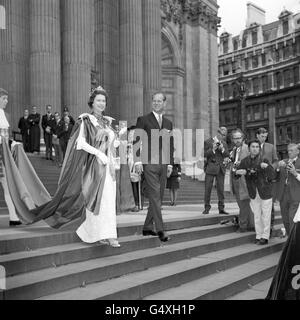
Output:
[0, 0, 29, 130]
[142, 0, 161, 114]
[95, 0, 119, 119]
[30, 0, 61, 113]
[61, 0, 93, 118]
[119, 0, 143, 126]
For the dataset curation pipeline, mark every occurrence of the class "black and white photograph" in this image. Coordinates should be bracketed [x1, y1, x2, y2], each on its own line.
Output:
[0, 0, 300, 304]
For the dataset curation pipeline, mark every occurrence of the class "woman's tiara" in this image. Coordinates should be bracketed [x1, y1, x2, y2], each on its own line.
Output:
[90, 86, 107, 96]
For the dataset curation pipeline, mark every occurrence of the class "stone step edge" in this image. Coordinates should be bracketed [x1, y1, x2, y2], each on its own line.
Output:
[37, 241, 284, 301]
[6, 231, 259, 292]
[144, 252, 281, 301]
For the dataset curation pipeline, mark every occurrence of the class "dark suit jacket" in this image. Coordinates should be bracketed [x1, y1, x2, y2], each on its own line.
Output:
[42, 114, 55, 133]
[204, 138, 229, 175]
[238, 155, 276, 200]
[134, 112, 174, 165]
[261, 142, 278, 169]
[58, 123, 74, 145]
[274, 158, 300, 202]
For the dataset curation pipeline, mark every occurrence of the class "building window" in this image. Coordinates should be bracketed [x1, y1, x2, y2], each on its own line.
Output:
[233, 40, 239, 51]
[283, 20, 289, 35]
[284, 69, 292, 87]
[223, 39, 229, 54]
[252, 56, 258, 68]
[296, 96, 300, 113]
[294, 66, 299, 84]
[261, 53, 266, 66]
[253, 78, 259, 94]
[252, 31, 258, 45]
[246, 106, 252, 121]
[220, 111, 225, 124]
[232, 61, 239, 74]
[276, 100, 282, 117]
[225, 109, 232, 124]
[245, 80, 251, 95]
[232, 84, 239, 99]
[275, 50, 280, 62]
[262, 76, 268, 92]
[263, 104, 268, 119]
[276, 72, 282, 89]
[223, 64, 230, 76]
[224, 85, 230, 100]
[286, 98, 293, 115]
[242, 34, 247, 48]
[244, 59, 249, 71]
[254, 105, 261, 120]
[287, 126, 293, 142]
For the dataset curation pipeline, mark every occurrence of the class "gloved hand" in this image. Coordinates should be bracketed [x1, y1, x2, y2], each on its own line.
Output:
[97, 151, 108, 165]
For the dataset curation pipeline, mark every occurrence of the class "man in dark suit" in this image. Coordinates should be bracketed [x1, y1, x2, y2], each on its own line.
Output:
[274, 143, 300, 235]
[134, 92, 174, 242]
[18, 109, 30, 152]
[42, 105, 55, 160]
[203, 127, 229, 215]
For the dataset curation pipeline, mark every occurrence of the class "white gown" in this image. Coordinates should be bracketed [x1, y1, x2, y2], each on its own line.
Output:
[75, 115, 117, 243]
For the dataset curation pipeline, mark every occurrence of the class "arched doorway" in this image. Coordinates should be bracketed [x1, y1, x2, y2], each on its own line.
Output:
[161, 29, 184, 131]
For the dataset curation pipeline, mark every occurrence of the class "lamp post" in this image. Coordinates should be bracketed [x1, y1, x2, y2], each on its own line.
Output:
[236, 69, 246, 133]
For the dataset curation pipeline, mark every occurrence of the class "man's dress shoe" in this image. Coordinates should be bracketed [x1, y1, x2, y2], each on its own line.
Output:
[142, 230, 157, 236]
[157, 231, 170, 242]
[219, 210, 229, 215]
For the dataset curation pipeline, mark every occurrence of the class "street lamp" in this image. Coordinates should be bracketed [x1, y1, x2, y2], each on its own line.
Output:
[236, 68, 246, 133]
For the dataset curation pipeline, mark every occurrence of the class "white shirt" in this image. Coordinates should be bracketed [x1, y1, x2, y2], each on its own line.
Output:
[152, 111, 163, 127]
[0, 109, 9, 129]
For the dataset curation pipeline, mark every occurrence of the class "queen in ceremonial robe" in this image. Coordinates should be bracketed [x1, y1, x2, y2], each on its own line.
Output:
[6, 87, 121, 248]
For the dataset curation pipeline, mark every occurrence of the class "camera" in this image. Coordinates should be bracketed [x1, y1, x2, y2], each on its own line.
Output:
[247, 167, 258, 177]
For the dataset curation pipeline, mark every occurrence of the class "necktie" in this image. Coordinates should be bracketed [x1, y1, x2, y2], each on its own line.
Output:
[158, 114, 162, 129]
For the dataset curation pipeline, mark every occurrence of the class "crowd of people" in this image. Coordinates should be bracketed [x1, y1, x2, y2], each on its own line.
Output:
[18, 105, 75, 166]
[1, 85, 300, 299]
[0, 86, 176, 247]
[203, 126, 300, 246]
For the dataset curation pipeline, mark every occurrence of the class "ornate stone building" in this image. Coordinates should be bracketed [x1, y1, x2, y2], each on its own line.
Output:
[219, 3, 300, 158]
[0, 0, 220, 141]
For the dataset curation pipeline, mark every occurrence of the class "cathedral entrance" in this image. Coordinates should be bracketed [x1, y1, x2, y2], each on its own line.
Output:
[161, 31, 184, 131]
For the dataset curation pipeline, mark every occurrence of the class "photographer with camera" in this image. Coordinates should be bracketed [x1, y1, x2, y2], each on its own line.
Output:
[203, 127, 229, 215]
[235, 140, 275, 245]
[229, 129, 254, 233]
[274, 143, 300, 236]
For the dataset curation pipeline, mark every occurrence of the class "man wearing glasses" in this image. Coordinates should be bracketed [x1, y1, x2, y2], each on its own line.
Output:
[230, 129, 254, 232]
[203, 127, 229, 215]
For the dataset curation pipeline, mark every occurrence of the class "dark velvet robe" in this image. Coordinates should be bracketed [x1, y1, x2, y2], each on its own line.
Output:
[4, 115, 110, 230]
[266, 222, 300, 300]
[30, 116, 109, 229]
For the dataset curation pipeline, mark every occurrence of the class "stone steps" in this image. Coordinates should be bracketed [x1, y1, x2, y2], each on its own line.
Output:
[144, 251, 281, 300]
[1, 224, 241, 277]
[0, 213, 239, 255]
[0, 212, 284, 300]
[227, 279, 272, 300]
[37, 240, 284, 300]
